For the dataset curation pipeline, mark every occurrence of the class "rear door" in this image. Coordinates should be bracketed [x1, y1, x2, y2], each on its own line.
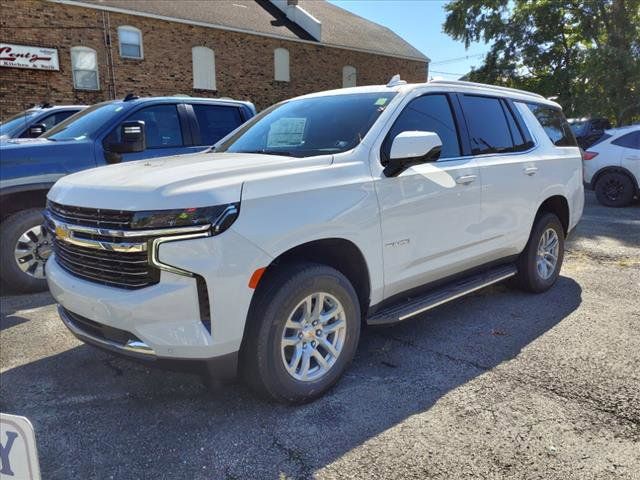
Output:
[458, 94, 539, 259]
[375, 93, 483, 297]
[184, 103, 246, 153]
[613, 130, 640, 181]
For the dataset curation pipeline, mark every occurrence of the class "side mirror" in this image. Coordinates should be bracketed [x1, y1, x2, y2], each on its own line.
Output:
[107, 120, 146, 154]
[28, 123, 47, 137]
[383, 131, 442, 177]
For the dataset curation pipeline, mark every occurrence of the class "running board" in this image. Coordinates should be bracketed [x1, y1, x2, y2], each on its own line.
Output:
[367, 264, 517, 326]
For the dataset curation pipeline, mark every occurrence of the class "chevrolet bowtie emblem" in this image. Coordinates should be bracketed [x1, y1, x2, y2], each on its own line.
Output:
[55, 225, 70, 241]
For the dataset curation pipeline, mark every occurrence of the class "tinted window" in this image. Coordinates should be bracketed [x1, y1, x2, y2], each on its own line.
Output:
[384, 94, 460, 160]
[611, 131, 640, 150]
[525, 103, 577, 147]
[192, 105, 243, 146]
[20, 110, 78, 137]
[461, 95, 515, 154]
[218, 92, 396, 158]
[591, 133, 612, 146]
[125, 104, 183, 148]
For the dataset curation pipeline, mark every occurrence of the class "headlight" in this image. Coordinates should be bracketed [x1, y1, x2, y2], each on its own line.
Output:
[130, 203, 240, 234]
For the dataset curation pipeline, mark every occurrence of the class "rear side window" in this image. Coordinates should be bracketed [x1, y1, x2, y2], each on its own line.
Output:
[461, 95, 518, 155]
[192, 104, 243, 146]
[524, 103, 577, 147]
[384, 94, 461, 160]
[611, 131, 640, 150]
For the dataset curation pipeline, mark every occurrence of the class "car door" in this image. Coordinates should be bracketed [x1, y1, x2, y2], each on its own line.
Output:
[374, 93, 482, 298]
[184, 103, 246, 154]
[614, 130, 640, 181]
[107, 103, 190, 162]
[460, 94, 541, 259]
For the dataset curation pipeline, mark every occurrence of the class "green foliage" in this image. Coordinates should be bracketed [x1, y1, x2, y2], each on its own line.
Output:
[444, 0, 640, 125]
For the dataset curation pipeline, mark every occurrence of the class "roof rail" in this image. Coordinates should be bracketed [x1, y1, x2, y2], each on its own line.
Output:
[428, 79, 545, 99]
[386, 74, 407, 87]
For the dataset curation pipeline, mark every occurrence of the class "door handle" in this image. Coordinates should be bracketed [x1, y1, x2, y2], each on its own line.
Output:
[455, 174, 477, 185]
[524, 166, 538, 176]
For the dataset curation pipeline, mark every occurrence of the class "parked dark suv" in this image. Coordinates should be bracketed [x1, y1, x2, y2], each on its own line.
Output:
[568, 117, 612, 149]
[0, 95, 255, 292]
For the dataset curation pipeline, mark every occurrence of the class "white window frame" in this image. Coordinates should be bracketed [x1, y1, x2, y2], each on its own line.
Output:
[192, 46, 216, 91]
[343, 65, 357, 88]
[117, 25, 143, 59]
[274, 48, 290, 82]
[70, 46, 100, 91]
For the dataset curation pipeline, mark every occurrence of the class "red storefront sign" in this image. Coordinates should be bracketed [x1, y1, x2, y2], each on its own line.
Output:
[0, 43, 59, 71]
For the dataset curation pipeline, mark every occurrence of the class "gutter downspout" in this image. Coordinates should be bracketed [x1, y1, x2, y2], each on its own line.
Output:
[102, 11, 117, 99]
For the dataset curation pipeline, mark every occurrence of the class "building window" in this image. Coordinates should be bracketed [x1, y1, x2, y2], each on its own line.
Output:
[118, 26, 143, 59]
[343, 65, 356, 88]
[192, 46, 216, 91]
[71, 46, 99, 90]
[274, 48, 290, 82]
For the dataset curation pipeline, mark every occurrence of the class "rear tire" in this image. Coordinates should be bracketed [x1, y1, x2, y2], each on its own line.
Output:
[594, 172, 634, 207]
[0, 209, 50, 294]
[515, 212, 564, 293]
[240, 262, 361, 404]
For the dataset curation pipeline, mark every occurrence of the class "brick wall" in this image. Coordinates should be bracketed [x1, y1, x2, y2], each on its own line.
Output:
[0, 0, 427, 118]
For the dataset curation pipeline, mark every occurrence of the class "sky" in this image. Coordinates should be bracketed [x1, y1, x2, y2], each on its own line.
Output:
[327, 0, 490, 80]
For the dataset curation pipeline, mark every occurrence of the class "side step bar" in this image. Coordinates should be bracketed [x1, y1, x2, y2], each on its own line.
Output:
[367, 264, 517, 326]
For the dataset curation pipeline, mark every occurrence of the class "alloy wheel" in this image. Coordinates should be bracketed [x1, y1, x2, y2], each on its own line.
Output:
[14, 224, 51, 279]
[536, 228, 559, 280]
[280, 292, 347, 382]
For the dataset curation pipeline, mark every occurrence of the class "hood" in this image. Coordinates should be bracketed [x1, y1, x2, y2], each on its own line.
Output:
[0, 138, 95, 184]
[1, 137, 53, 147]
[48, 152, 332, 211]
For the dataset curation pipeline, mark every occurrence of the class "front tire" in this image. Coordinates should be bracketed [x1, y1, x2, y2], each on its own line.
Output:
[0, 209, 51, 294]
[594, 172, 634, 207]
[515, 212, 564, 293]
[240, 263, 361, 404]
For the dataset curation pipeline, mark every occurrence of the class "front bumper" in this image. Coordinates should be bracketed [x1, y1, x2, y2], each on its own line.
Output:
[47, 228, 273, 361]
[58, 305, 239, 379]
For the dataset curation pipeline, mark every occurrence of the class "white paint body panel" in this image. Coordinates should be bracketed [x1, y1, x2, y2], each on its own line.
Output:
[47, 81, 584, 360]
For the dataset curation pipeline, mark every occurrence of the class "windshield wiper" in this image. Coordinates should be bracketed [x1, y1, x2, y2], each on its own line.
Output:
[235, 149, 293, 156]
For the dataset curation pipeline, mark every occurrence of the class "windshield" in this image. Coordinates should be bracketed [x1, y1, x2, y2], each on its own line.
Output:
[217, 92, 397, 157]
[0, 110, 39, 138]
[43, 102, 124, 141]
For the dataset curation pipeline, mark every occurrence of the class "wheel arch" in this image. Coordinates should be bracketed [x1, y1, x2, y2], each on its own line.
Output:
[0, 184, 52, 222]
[591, 166, 639, 194]
[535, 195, 570, 236]
[254, 238, 372, 320]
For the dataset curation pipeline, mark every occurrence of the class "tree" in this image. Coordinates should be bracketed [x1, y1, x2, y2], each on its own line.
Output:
[444, 0, 640, 125]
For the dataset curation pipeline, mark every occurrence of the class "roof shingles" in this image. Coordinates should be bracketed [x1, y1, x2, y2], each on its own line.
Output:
[61, 0, 428, 61]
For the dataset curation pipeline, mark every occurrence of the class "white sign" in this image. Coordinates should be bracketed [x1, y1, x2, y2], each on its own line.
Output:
[0, 43, 59, 71]
[0, 413, 41, 480]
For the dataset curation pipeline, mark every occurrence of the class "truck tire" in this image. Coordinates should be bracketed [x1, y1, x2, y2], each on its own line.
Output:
[514, 212, 564, 293]
[0, 209, 51, 294]
[240, 262, 361, 404]
[594, 171, 635, 207]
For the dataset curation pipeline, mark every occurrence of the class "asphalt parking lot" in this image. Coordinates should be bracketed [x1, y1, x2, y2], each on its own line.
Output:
[1, 191, 638, 480]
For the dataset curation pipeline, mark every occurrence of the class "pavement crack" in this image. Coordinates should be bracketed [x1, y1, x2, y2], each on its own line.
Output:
[271, 435, 313, 479]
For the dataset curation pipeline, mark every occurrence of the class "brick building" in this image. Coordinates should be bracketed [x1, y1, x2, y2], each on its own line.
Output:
[0, 0, 429, 118]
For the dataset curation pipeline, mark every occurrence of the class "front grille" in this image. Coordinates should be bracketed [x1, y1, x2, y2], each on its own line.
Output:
[48, 201, 133, 229]
[53, 239, 159, 289]
[47, 202, 159, 289]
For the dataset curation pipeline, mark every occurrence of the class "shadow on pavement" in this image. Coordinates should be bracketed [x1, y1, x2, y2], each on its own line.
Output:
[0, 276, 582, 479]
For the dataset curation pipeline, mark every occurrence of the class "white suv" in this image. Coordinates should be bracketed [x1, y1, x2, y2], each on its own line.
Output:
[45, 78, 584, 403]
[582, 125, 640, 207]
